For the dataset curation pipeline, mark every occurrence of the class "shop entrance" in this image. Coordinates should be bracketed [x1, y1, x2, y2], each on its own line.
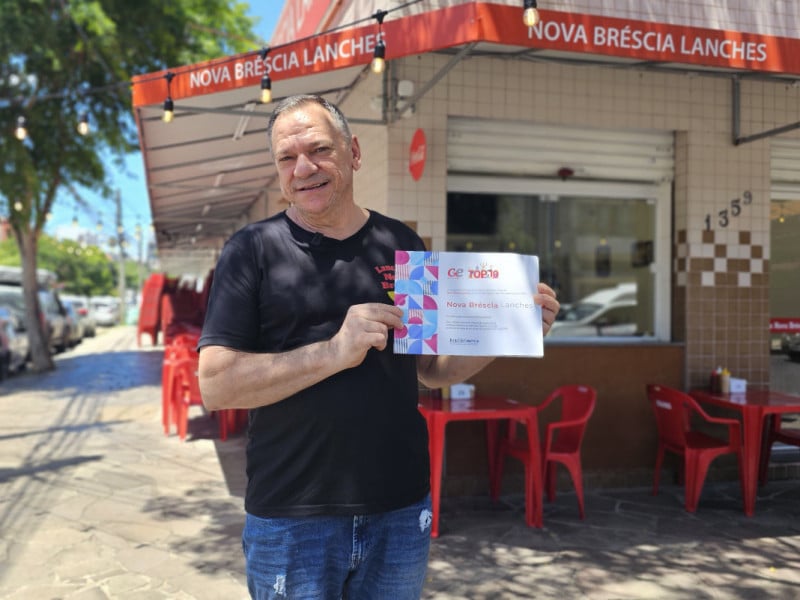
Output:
[769, 198, 800, 394]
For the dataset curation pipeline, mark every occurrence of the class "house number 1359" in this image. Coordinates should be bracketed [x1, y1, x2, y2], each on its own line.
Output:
[704, 191, 752, 230]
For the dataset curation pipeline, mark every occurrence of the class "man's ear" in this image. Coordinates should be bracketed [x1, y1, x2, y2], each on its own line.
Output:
[351, 135, 362, 171]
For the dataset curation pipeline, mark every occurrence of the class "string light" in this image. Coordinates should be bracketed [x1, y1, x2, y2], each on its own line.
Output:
[371, 10, 388, 75]
[14, 115, 27, 140]
[522, 0, 540, 27]
[163, 72, 175, 123]
[77, 112, 90, 135]
[259, 47, 272, 103]
[2, 0, 426, 141]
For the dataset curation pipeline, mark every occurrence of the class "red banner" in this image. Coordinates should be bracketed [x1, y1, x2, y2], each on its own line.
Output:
[770, 318, 800, 334]
[132, 3, 800, 108]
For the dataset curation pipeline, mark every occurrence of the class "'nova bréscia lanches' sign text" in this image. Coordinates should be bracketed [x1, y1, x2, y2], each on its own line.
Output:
[189, 33, 381, 89]
[528, 21, 768, 63]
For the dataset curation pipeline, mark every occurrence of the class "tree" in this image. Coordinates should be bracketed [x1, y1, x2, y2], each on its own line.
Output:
[0, 0, 257, 371]
[0, 233, 118, 296]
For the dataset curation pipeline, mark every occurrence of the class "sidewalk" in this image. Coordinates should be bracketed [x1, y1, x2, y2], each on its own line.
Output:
[2, 326, 800, 599]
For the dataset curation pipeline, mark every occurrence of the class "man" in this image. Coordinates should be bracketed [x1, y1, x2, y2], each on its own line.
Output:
[198, 94, 560, 599]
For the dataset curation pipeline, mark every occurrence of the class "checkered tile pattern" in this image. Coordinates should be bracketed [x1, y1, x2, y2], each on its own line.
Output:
[675, 229, 766, 288]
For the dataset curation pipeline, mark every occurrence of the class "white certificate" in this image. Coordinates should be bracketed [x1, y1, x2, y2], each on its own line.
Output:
[393, 251, 543, 357]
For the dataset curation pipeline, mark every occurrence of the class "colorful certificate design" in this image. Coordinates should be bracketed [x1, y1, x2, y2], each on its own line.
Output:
[393, 251, 543, 357]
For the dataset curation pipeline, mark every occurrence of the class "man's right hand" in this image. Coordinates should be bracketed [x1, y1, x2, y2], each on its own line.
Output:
[330, 303, 404, 369]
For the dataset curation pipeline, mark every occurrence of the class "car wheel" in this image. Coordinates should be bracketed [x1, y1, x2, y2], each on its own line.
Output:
[789, 351, 800, 363]
[0, 354, 9, 381]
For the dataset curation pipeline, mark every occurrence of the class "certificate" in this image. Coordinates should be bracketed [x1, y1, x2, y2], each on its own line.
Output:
[393, 251, 543, 357]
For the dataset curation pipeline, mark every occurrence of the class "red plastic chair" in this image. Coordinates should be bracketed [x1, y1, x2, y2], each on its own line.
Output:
[493, 385, 596, 519]
[161, 333, 201, 435]
[647, 384, 744, 512]
[758, 416, 800, 485]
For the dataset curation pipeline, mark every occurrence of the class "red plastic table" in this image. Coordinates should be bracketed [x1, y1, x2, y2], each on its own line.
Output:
[689, 388, 800, 516]
[418, 394, 543, 537]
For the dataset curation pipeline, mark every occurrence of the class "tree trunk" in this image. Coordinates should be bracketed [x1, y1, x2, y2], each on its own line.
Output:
[20, 231, 55, 372]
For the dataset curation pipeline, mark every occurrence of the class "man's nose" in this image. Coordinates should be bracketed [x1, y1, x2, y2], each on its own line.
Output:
[294, 153, 318, 177]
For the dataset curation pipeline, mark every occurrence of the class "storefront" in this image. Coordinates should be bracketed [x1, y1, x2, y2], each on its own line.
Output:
[132, 1, 800, 491]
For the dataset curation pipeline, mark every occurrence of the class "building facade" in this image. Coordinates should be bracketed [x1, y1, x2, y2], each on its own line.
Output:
[133, 1, 800, 491]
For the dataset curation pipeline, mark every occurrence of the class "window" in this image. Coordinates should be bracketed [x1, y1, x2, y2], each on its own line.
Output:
[447, 177, 671, 342]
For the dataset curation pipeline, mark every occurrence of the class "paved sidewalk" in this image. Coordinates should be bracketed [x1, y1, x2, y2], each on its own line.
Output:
[0, 326, 248, 599]
[2, 326, 800, 599]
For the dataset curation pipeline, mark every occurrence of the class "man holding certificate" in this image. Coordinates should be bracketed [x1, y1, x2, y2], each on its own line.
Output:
[198, 94, 559, 599]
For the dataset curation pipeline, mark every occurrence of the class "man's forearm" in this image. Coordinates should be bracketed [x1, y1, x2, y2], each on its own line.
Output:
[199, 342, 342, 410]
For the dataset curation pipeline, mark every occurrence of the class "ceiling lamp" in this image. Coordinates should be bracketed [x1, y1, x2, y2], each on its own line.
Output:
[522, 0, 540, 27]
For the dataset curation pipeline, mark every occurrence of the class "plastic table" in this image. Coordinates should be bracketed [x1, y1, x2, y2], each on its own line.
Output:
[690, 388, 800, 516]
[418, 394, 543, 537]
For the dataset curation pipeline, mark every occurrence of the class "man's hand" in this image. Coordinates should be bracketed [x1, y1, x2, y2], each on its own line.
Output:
[330, 303, 404, 369]
[535, 282, 560, 336]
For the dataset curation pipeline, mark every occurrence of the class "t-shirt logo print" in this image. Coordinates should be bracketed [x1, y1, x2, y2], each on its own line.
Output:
[375, 264, 395, 301]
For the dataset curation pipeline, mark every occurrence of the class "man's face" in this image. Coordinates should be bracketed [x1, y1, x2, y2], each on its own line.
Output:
[270, 103, 361, 218]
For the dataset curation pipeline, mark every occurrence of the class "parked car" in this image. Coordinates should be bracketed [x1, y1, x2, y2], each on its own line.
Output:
[782, 333, 800, 362]
[90, 296, 121, 327]
[62, 300, 85, 347]
[549, 283, 639, 338]
[60, 294, 96, 337]
[0, 305, 29, 378]
[0, 283, 69, 354]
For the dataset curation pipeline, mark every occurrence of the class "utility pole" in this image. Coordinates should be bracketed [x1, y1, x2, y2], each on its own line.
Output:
[115, 189, 127, 325]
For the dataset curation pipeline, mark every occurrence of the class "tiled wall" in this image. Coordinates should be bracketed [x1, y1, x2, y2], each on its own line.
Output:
[362, 51, 799, 389]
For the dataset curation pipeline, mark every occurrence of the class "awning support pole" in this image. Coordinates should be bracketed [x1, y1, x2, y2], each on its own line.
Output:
[391, 42, 478, 123]
[732, 76, 800, 145]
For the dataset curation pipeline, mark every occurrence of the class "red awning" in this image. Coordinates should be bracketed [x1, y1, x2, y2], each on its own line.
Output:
[132, 2, 800, 275]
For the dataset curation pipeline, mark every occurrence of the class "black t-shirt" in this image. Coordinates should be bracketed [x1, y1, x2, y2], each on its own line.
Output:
[198, 210, 430, 517]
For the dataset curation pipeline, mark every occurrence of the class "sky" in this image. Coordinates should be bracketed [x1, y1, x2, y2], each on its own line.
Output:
[47, 4, 283, 246]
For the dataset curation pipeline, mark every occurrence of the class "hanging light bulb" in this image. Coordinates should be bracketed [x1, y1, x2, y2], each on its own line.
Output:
[162, 72, 175, 123]
[371, 10, 387, 75]
[14, 115, 27, 140]
[14, 201, 23, 211]
[260, 73, 272, 104]
[163, 97, 174, 123]
[77, 112, 90, 135]
[372, 38, 386, 74]
[259, 47, 272, 103]
[522, 0, 540, 27]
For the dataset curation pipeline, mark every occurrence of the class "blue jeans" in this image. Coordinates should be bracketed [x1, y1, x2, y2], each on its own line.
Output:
[242, 495, 432, 600]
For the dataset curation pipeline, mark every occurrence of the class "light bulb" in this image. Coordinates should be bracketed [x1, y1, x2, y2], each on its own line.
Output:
[77, 113, 90, 136]
[523, 7, 540, 27]
[372, 39, 386, 75]
[163, 97, 174, 123]
[260, 74, 272, 104]
[14, 115, 27, 140]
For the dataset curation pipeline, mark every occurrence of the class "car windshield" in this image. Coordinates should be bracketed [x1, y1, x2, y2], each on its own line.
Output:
[560, 302, 603, 322]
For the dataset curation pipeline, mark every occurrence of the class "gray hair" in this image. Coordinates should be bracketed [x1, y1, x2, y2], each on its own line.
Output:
[266, 94, 352, 154]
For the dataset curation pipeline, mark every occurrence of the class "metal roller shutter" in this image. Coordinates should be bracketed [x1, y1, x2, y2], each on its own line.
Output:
[772, 138, 800, 201]
[447, 117, 674, 183]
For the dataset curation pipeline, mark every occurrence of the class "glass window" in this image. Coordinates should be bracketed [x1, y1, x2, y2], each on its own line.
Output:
[447, 190, 660, 341]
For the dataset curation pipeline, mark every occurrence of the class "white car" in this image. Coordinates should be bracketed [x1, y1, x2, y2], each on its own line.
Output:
[60, 294, 96, 337]
[90, 296, 121, 327]
[549, 283, 639, 338]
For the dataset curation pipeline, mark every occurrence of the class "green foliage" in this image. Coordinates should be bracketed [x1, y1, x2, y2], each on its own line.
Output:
[0, 0, 256, 369]
[0, 0, 257, 232]
[0, 233, 138, 297]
